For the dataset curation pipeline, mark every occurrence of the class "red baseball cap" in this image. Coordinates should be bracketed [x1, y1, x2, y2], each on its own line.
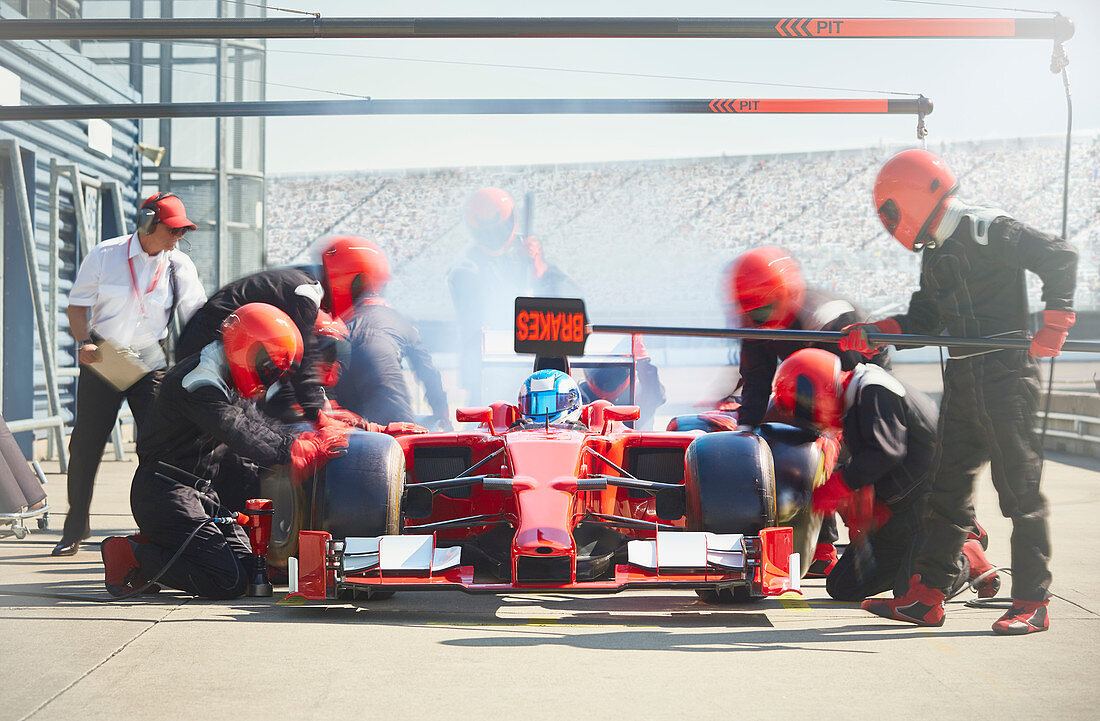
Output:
[144, 192, 197, 230]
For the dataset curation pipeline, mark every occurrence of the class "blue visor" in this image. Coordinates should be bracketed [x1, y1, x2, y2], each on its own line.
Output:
[521, 390, 575, 417]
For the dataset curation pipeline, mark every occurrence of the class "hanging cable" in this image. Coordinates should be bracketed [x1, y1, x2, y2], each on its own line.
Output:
[1040, 33, 1072, 448]
[218, 0, 319, 18]
[885, 0, 1058, 14]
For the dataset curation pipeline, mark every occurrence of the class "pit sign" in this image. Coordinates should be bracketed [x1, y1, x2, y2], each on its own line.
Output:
[514, 297, 589, 356]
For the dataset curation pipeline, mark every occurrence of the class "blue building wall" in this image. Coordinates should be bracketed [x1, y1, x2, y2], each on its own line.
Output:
[0, 30, 141, 450]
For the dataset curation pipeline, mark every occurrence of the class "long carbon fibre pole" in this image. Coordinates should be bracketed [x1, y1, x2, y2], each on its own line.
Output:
[0, 17, 1074, 41]
[588, 324, 1100, 354]
[0, 97, 932, 122]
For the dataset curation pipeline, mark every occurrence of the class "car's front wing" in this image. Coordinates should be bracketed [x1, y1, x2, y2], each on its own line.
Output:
[287, 526, 800, 601]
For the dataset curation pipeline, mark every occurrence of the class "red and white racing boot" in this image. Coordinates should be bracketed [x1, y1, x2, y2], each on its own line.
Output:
[805, 542, 838, 578]
[101, 535, 157, 597]
[992, 599, 1049, 635]
[862, 575, 946, 627]
[961, 539, 1000, 599]
[967, 521, 989, 551]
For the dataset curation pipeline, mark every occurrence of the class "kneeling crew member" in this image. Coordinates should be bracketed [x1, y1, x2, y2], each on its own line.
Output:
[101, 303, 348, 599]
[772, 349, 997, 602]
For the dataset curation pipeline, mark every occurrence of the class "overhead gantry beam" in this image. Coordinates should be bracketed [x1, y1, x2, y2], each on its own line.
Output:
[0, 16, 1073, 41]
[0, 97, 933, 121]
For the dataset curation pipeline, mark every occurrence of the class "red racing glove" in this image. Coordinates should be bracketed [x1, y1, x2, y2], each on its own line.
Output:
[631, 334, 649, 360]
[524, 236, 549, 279]
[322, 403, 372, 430]
[837, 485, 892, 542]
[1030, 310, 1075, 358]
[814, 434, 842, 477]
[812, 470, 854, 515]
[838, 318, 902, 358]
[289, 426, 351, 484]
[382, 421, 429, 435]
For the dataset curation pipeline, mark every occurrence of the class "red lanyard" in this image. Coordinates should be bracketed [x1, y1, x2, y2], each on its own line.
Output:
[127, 236, 167, 315]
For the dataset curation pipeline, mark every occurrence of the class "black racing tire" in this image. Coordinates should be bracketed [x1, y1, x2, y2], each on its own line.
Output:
[262, 431, 405, 571]
[757, 423, 827, 579]
[694, 586, 761, 605]
[261, 466, 310, 571]
[315, 431, 405, 540]
[683, 431, 776, 535]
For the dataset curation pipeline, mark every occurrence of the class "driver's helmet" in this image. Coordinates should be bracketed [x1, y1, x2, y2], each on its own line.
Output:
[517, 369, 582, 424]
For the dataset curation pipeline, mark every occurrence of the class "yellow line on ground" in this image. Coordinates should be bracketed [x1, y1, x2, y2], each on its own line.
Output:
[779, 592, 813, 611]
[276, 595, 306, 606]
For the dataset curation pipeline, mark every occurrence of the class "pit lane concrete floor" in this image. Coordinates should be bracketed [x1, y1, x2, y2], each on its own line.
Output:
[2, 449, 1099, 721]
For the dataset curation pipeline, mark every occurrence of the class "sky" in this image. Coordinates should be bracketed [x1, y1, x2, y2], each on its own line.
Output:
[262, 0, 1100, 173]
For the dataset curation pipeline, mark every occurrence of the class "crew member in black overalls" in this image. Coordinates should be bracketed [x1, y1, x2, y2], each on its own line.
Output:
[176, 235, 387, 421]
[578, 336, 666, 430]
[772, 349, 998, 602]
[335, 240, 451, 428]
[845, 149, 1077, 634]
[724, 246, 890, 577]
[100, 304, 349, 598]
[447, 187, 579, 405]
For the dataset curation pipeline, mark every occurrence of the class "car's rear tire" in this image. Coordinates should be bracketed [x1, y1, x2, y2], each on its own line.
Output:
[757, 423, 827, 579]
[262, 431, 405, 571]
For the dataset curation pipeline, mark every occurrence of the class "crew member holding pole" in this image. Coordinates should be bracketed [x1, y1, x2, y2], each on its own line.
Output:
[845, 149, 1077, 634]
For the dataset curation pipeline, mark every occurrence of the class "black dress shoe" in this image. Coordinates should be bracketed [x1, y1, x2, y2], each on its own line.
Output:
[51, 539, 80, 556]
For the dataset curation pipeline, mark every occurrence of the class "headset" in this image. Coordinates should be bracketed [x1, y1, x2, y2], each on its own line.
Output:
[135, 191, 178, 235]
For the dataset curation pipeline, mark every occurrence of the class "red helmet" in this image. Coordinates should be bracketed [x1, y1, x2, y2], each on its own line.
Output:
[873, 149, 958, 251]
[464, 187, 517, 254]
[318, 235, 390, 320]
[725, 247, 805, 329]
[772, 348, 845, 432]
[584, 364, 632, 402]
[313, 309, 349, 387]
[221, 303, 304, 400]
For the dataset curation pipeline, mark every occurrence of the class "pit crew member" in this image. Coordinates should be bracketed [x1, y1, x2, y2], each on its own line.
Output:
[578, 336, 666, 430]
[772, 349, 998, 602]
[845, 149, 1077, 634]
[102, 303, 349, 599]
[54, 192, 206, 557]
[176, 235, 384, 421]
[447, 187, 580, 404]
[334, 239, 451, 429]
[724, 246, 888, 576]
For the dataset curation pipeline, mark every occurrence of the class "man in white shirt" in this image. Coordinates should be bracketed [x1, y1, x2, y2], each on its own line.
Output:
[53, 192, 206, 556]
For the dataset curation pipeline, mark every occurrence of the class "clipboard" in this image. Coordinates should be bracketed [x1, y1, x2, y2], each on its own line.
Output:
[86, 339, 154, 391]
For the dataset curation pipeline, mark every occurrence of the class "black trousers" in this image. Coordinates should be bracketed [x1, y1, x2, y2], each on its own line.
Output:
[130, 469, 252, 599]
[827, 496, 969, 601]
[914, 350, 1049, 602]
[61, 366, 161, 542]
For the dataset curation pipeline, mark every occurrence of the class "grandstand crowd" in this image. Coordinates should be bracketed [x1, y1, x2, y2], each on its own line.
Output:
[266, 134, 1100, 325]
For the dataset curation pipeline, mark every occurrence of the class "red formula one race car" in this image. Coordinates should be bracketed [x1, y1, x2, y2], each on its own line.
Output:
[281, 394, 825, 603]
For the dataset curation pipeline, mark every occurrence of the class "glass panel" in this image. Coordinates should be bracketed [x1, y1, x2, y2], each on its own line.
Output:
[173, 0, 218, 17]
[170, 118, 217, 167]
[171, 46, 217, 102]
[228, 175, 263, 225]
[228, 228, 263, 282]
